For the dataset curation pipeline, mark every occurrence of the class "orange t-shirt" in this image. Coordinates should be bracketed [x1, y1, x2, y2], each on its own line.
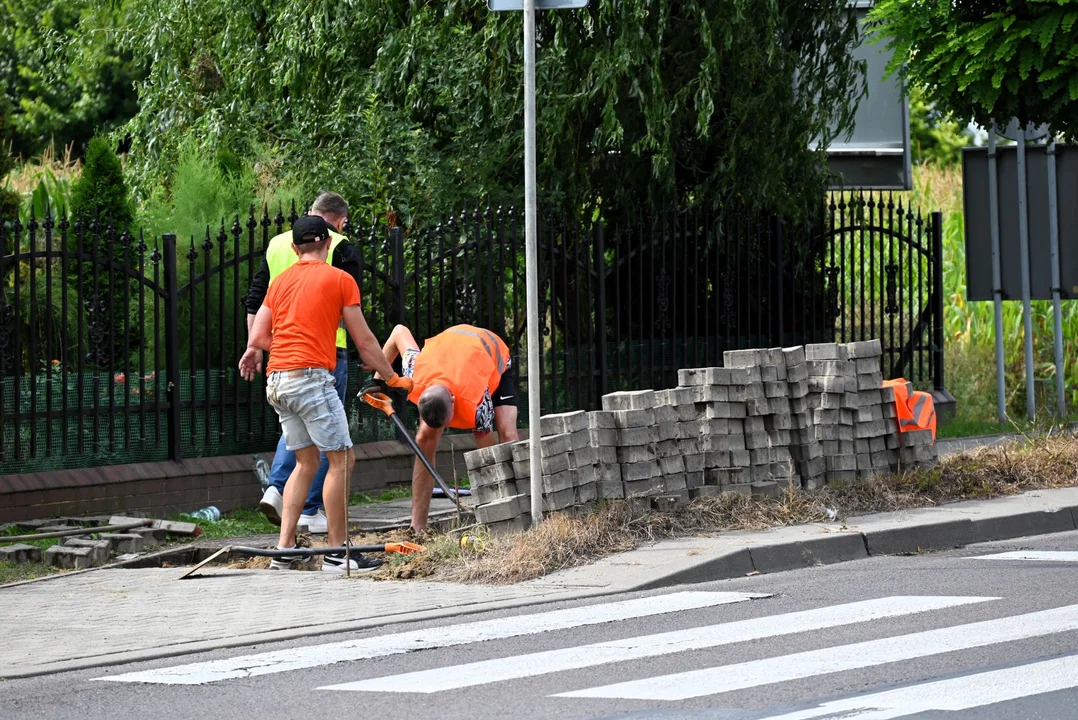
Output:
[263, 259, 360, 373]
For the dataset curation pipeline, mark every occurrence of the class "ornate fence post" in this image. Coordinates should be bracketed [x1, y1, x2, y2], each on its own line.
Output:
[162, 233, 183, 462]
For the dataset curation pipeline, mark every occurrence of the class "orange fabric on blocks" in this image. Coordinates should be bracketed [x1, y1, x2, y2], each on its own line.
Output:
[882, 378, 937, 441]
[408, 325, 510, 431]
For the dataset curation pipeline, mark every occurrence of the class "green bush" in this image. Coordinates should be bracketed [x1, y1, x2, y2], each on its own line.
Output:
[0, 103, 20, 219]
[69, 136, 133, 227]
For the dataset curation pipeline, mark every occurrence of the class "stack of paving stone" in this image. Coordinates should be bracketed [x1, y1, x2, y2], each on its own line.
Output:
[540, 411, 599, 508]
[677, 366, 751, 496]
[602, 390, 664, 500]
[846, 340, 892, 478]
[466, 443, 528, 533]
[783, 346, 826, 489]
[588, 409, 624, 500]
[652, 389, 691, 498]
[658, 386, 703, 494]
[804, 343, 858, 484]
[723, 348, 792, 493]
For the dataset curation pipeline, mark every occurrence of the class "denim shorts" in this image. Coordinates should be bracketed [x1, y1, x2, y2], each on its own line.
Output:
[266, 368, 352, 453]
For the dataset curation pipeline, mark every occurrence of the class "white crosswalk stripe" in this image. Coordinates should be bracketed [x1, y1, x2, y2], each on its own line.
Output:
[757, 654, 1078, 719]
[93, 591, 765, 685]
[557, 603, 1078, 700]
[974, 550, 1078, 562]
[321, 595, 994, 694]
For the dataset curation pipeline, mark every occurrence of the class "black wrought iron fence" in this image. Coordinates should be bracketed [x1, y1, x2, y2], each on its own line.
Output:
[0, 192, 943, 474]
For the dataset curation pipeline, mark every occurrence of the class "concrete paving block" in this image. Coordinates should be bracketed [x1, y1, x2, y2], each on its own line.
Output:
[694, 384, 729, 403]
[491, 443, 515, 464]
[602, 390, 656, 411]
[598, 479, 625, 499]
[689, 485, 725, 499]
[478, 495, 528, 523]
[0, 544, 43, 564]
[589, 427, 618, 447]
[703, 451, 730, 469]
[845, 339, 883, 358]
[568, 429, 591, 451]
[676, 404, 698, 422]
[598, 463, 622, 484]
[476, 462, 516, 485]
[575, 481, 598, 505]
[572, 464, 598, 487]
[842, 392, 862, 409]
[677, 368, 710, 386]
[612, 408, 657, 429]
[807, 375, 845, 393]
[748, 532, 868, 573]
[659, 455, 686, 475]
[902, 429, 935, 447]
[729, 450, 751, 467]
[862, 518, 975, 556]
[765, 413, 794, 432]
[652, 491, 690, 512]
[787, 363, 809, 384]
[805, 343, 845, 361]
[656, 423, 680, 442]
[760, 365, 780, 383]
[743, 432, 771, 450]
[617, 426, 658, 446]
[855, 439, 872, 454]
[704, 402, 747, 420]
[621, 460, 662, 482]
[824, 455, 857, 472]
[782, 345, 806, 366]
[655, 439, 682, 458]
[860, 388, 884, 406]
[463, 447, 496, 471]
[750, 481, 782, 499]
[542, 469, 575, 494]
[542, 487, 578, 512]
[510, 439, 532, 463]
[703, 468, 729, 486]
[616, 444, 658, 464]
[723, 348, 761, 368]
[855, 420, 889, 439]
[743, 416, 766, 433]
[622, 477, 664, 498]
[540, 433, 573, 456]
[569, 446, 599, 468]
[800, 456, 826, 477]
[99, 533, 147, 554]
[855, 357, 882, 375]
[63, 538, 112, 564]
[702, 433, 748, 454]
[588, 410, 617, 429]
[684, 470, 705, 489]
[512, 459, 531, 479]
[813, 392, 844, 410]
[684, 453, 704, 472]
[857, 373, 884, 391]
[763, 381, 789, 398]
[598, 446, 618, 465]
[749, 448, 772, 466]
[700, 418, 743, 436]
[540, 411, 590, 436]
[485, 515, 530, 536]
[45, 545, 95, 569]
[880, 386, 896, 403]
[722, 482, 753, 496]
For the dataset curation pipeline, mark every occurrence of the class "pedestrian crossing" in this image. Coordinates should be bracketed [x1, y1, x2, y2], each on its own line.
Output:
[974, 550, 1078, 563]
[95, 589, 1078, 717]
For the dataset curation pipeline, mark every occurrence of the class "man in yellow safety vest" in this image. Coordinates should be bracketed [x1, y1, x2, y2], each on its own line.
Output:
[244, 191, 362, 534]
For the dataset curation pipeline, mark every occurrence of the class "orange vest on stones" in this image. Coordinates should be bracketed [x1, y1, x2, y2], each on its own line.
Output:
[408, 325, 509, 430]
[883, 378, 937, 441]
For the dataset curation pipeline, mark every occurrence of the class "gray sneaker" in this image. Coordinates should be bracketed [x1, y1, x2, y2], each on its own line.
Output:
[322, 553, 383, 574]
[269, 547, 303, 570]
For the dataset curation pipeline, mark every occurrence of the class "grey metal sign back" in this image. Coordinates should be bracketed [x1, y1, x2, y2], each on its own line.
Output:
[488, 0, 588, 9]
[964, 145, 1078, 301]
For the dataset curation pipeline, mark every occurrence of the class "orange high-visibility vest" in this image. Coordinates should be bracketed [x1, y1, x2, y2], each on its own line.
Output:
[409, 325, 510, 430]
[883, 378, 937, 441]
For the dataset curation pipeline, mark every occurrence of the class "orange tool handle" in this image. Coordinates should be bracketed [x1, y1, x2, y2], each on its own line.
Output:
[358, 379, 405, 417]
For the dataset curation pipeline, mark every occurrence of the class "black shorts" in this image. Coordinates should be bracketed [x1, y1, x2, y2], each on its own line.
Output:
[492, 358, 517, 408]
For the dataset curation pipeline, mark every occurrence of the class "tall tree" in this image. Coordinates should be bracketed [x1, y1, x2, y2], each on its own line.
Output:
[869, 0, 1078, 139]
[112, 0, 865, 223]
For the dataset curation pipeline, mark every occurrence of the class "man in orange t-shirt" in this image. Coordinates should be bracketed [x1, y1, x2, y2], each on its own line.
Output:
[239, 215, 412, 573]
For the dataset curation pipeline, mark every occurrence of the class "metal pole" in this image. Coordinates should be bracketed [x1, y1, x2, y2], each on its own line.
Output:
[1015, 128, 1036, 419]
[524, 0, 543, 526]
[1047, 138, 1066, 417]
[988, 125, 1006, 424]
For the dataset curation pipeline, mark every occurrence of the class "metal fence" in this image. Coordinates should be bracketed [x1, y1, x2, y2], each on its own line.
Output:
[0, 193, 943, 474]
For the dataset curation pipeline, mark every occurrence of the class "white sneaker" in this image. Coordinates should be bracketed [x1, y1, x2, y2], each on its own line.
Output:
[259, 486, 283, 526]
[297, 508, 328, 534]
[321, 553, 383, 574]
[269, 547, 302, 570]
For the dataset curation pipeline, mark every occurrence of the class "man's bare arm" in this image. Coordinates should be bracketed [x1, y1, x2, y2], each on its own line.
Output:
[342, 305, 400, 380]
[248, 306, 273, 351]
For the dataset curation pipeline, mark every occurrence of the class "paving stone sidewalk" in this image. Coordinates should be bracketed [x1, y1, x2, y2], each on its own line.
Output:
[0, 569, 596, 680]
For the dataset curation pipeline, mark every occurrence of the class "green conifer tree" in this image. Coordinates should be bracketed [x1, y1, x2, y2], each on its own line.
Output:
[69, 136, 134, 227]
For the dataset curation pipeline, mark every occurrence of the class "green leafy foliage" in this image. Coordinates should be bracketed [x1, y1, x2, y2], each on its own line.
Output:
[870, 0, 1078, 139]
[908, 86, 971, 166]
[69, 136, 133, 226]
[0, 0, 145, 159]
[0, 100, 21, 218]
[107, 0, 865, 224]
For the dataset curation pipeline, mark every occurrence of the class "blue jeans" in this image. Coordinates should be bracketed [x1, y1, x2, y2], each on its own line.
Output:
[268, 349, 349, 515]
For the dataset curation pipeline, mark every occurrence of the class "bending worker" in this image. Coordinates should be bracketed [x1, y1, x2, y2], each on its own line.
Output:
[379, 324, 519, 533]
[240, 215, 412, 573]
[244, 191, 361, 534]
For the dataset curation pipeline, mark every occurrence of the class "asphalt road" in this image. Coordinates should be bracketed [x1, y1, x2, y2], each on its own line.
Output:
[3, 532, 1078, 720]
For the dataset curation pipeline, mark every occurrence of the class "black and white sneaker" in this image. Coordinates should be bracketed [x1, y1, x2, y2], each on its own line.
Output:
[322, 552, 383, 574]
[269, 547, 303, 570]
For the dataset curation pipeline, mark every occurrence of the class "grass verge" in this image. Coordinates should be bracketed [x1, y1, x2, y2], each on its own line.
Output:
[378, 432, 1078, 584]
[0, 561, 61, 585]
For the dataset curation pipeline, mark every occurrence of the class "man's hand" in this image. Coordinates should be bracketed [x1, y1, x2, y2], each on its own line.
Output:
[384, 372, 414, 394]
[239, 348, 263, 381]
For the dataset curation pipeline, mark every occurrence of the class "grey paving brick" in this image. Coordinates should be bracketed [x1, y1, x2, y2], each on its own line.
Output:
[542, 487, 577, 512]
[857, 373, 884, 390]
[654, 404, 678, 424]
[573, 464, 598, 486]
[656, 422, 680, 442]
[617, 426, 658, 445]
[659, 455, 686, 474]
[677, 368, 710, 386]
[704, 402, 747, 419]
[540, 433, 573, 456]
[542, 469, 576, 494]
[703, 451, 731, 469]
[569, 446, 599, 468]
[616, 444, 657, 464]
[612, 408, 657, 429]
[805, 343, 844, 361]
[729, 450, 751, 467]
[510, 439, 532, 463]
[622, 476, 665, 497]
[540, 410, 590, 436]
[598, 479, 625, 499]
[588, 410, 617, 429]
[723, 348, 761, 368]
[620, 460, 662, 481]
[575, 481, 598, 505]
[63, 538, 112, 565]
[845, 339, 883, 358]
[601, 390, 656, 411]
[598, 446, 618, 464]
[589, 427, 618, 446]
[99, 533, 146, 554]
[45, 545, 94, 569]
[0, 544, 42, 564]
[684, 453, 704, 472]
[807, 375, 846, 393]
[761, 365, 780, 382]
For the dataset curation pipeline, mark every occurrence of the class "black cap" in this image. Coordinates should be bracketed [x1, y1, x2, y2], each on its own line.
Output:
[292, 215, 331, 245]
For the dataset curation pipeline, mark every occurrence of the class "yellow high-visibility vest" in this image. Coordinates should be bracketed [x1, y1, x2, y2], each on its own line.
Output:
[265, 229, 348, 348]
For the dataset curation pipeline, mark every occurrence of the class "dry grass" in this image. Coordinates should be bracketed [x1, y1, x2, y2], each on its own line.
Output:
[217, 433, 1078, 584]
[6, 144, 81, 194]
[378, 432, 1078, 585]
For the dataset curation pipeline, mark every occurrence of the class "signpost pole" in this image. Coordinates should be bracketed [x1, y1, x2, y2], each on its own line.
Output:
[987, 124, 1006, 424]
[523, 0, 544, 526]
[1046, 137, 1066, 417]
[1015, 128, 1037, 419]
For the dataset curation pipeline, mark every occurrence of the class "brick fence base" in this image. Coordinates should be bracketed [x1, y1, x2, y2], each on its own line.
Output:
[0, 431, 527, 523]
